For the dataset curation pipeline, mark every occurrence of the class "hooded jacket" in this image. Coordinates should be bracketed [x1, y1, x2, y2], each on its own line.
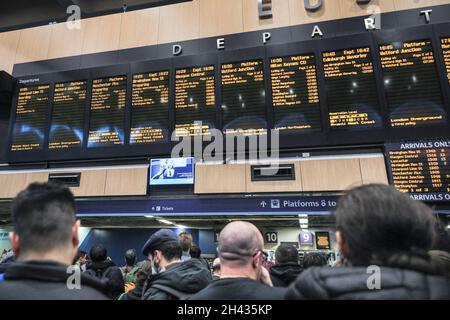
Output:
[0, 260, 108, 300]
[84, 260, 124, 299]
[269, 262, 303, 287]
[142, 259, 212, 300]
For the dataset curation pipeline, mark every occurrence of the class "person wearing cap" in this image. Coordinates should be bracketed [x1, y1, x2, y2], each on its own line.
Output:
[141, 229, 212, 300]
[190, 221, 286, 300]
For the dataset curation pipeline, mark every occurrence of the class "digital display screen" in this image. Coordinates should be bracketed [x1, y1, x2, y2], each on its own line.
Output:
[88, 76, 127, 147]
[322, 47, 382, 130]
[379, 40, 447, 128]
[221, 59, 266, 136]
[130, 71, 169, 144]
[270, 54, 321, 133]
[10, 84, 50, 152]
[175, 65, 216, 137]
[49, 81, 86, 149]
[386, 140, 450, 201]
[149, 157, 195, 185]
[315, 232, 331, 250]
[441, 38, 450, 85]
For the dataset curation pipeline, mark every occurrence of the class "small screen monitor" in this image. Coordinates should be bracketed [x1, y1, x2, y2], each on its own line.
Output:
[149, 157, 195, 186]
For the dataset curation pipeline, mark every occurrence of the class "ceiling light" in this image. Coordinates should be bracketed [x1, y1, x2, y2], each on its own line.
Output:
[144, 215, 155, 218]
[299, 218, 308, 224]
[157, 219, 174, 225]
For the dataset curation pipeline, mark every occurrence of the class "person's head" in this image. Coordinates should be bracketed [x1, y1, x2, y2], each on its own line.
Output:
[275, 244, 298, 265]
[90, 245, 108, 263]
[178, 232, 193, 253]
[9, 182, 80, 265]
[335, 184, 437, 266]
[73, 250, 87, 265]
[190, 243, 201, 259]
[142, 229, 182, 273]
[134, 261, 152, 287]
[212, 258, 220, 276]
[125, 249, 137, 266]
[302, 252, 328, 269]
[217, 221, 265, 281]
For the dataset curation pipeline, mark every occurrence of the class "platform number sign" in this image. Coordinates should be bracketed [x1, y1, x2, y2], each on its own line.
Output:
[265, 232, 278, 244]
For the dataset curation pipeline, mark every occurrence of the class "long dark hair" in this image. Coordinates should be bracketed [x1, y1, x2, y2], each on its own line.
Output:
[336, 184, 437, 271]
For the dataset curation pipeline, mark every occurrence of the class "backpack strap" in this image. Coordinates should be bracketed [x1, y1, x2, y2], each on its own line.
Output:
[151, 284, 192, 300]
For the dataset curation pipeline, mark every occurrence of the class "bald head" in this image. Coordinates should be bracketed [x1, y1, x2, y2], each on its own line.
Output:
[218, 221, 264, 266]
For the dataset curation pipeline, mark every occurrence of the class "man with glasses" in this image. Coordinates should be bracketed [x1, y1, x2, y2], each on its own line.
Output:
[191, 221, 286, 300]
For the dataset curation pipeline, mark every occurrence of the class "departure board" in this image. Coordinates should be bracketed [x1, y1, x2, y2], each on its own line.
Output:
[49, 81, 86, 149]
[88, 76, 127, 147]
[379, 40, 447, 128]
[322, 47, 381, 130]
[270, 54, 321, 133]
[11, 85, 50, 152]
[441, 38, 450, 85]
[221, 60, 266, 136]
[386, 140, 450, 201]
[175, 65, 215, 137]
[131, 71, 169, 144]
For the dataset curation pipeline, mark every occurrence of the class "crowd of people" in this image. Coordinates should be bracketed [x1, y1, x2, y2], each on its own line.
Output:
[0, 182, 450, 300]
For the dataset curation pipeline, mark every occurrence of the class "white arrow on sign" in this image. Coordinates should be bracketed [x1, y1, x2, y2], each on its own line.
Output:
[260, 201, 267, 208]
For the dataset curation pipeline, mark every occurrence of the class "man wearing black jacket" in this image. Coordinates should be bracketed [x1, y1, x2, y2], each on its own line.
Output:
[142, 229, 212, 300]
[0, 182, 108, 300]
[269, 244, 303, 287]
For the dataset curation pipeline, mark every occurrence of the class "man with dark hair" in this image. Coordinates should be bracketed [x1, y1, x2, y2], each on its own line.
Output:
[0, 182, 107, 300]
[142, 229, 212, 300]
[269, 244, 302, 287]
[85, 244, 124, 299]
[191, 221, 286, 300]
[286, 184, 450, 300]
[178, 232, 193, 262]
[121, 249, 139, 284]
[189, 243, 210, 271]
[302, 252, 328, 269]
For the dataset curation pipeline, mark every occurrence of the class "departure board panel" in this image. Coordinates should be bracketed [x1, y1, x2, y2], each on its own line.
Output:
[88, 76, 127, 147]
[175, 65, 216, 137]
[270, 54, 321, 133]
[221, 60, 266, 136]
[380, 40, 447, 128]
[441, 38, 450, 85]
[322, 47, 381, 130]
[49, 81, 86, 149]
[11, 85, 50, 152]
[131, 71, 169, 144]
[386, 140, 450, 201]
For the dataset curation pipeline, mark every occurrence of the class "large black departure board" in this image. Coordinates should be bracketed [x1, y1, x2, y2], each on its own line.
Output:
[11, 84, 50, 152]
[49, 81, 86, 149]
[175, 65, 216, 137]
[441, 38, 450, 86]
[131, 71, 169, 144]
[221, 60, 266, 136]
[88, 76, 127, 147]
[386, 140, 450, 201]
[379, 40, 447, 128]
[270, 54, 321, 133]
[322, 47, 382, 130]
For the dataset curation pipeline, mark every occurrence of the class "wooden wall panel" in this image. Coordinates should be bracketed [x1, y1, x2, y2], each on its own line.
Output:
[25, 172, 49, 186]
[104, 167, 148, 196]
[70, 170, 106, 197]
[360, 157, 389, 185]
[195, 163, 246, 194]
[339, 0, 396, 18]
[47, 21, 85, 59]
[82, 14, 122, 54]
[394, 0, 448, 10]
[0, 30, 20, 74]
[0, 173, 27, 198]
[15, 25, 52, 64]
[158, 0, 200, 43]
[199, 0, 243, 38]
[289, 0, 342, 24]
[243, 0, 290, 32]
[119, 7, 160, 50]
[245, 161, 303, 193]
[301, 158, 363, 191]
